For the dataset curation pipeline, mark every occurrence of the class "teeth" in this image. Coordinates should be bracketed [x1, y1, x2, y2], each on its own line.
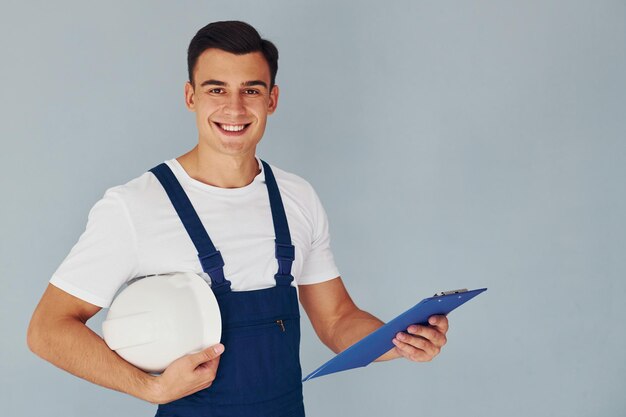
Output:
[219, 124, 246, 132]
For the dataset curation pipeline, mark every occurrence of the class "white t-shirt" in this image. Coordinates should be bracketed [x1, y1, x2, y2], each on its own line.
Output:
[50, 158, 340, 307]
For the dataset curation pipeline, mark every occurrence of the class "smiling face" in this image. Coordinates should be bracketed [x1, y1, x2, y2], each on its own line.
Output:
[184, 48, 279, 158]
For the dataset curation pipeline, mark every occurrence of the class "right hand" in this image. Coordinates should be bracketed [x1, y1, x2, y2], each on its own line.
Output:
[150, 343, 225, 404]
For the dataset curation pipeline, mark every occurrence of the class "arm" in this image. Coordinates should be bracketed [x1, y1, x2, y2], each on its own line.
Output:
[27, 284, 224, 404]
[298, 277, 448, 362]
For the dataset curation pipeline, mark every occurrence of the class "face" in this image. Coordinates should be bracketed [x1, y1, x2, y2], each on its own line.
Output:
[184, 48, 279, 158]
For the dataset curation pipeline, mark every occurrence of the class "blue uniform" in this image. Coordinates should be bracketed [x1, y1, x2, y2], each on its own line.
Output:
[150, 161, 305, 417]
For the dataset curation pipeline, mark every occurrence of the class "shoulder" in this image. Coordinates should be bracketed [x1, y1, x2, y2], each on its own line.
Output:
[265, 162, 327, 224]
[266, 163, 317, 198]
[98, 167, 164, 211]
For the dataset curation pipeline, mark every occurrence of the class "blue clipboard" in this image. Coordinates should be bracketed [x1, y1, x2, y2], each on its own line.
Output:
[302, 287, 487, 381]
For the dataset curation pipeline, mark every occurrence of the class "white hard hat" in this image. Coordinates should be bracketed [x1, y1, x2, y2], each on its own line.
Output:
[102, 272, 221, 373]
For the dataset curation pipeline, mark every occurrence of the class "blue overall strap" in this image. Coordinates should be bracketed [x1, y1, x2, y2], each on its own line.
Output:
[149, 163, 231, 295]
[261, 160, 295, 286]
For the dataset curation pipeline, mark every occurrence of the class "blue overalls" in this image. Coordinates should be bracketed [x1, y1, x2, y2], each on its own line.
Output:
[150, 161, 305, 417]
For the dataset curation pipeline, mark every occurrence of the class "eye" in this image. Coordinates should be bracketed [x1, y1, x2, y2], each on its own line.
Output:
[243, 89, 261, 95]
[207, 88, 225, 94]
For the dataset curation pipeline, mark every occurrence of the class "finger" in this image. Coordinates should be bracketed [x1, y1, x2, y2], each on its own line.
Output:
[195, 355, 220, 376]
[392, 337, 434, 362]
[406, 325, 447, 348]
[396, 331, 439, 358]
[187, 344, 225, 367]
[428, 315, 449, 333]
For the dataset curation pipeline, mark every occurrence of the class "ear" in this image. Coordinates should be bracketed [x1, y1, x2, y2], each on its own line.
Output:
[184, 81, 196, 111]
[267, 85, 279, 115]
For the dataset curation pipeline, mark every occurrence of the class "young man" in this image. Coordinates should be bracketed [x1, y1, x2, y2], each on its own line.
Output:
[27, 21, 449, 417]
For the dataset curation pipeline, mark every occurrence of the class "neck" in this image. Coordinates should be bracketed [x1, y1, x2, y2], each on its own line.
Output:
[176, 146, 260, 188]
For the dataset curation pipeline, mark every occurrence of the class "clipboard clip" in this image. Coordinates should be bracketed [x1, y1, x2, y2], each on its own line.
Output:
[433, 288, 468, 297]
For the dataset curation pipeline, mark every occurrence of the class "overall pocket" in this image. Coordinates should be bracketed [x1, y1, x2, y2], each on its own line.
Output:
[209, 316, 302, 404]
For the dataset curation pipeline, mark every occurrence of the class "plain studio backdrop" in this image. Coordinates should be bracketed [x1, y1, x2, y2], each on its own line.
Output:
[1, 1, 625, 416]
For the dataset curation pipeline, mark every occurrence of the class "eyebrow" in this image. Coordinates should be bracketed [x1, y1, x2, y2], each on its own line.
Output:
[200, 79, 226, 87]
[242, 80, 268, 89]
[199, 79, 268, 89]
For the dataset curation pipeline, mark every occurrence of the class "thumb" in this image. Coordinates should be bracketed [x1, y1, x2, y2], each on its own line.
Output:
[187, 344, 225, 367]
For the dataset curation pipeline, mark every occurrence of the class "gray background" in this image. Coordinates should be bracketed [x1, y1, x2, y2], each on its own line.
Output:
[1, 1, 625, 416]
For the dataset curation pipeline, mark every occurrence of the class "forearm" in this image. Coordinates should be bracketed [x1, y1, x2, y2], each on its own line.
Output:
[28, 316, 158, 402]
[326, 308, 401, 362]
[301, 278, 447, 365]
[300, 278, 402, 362]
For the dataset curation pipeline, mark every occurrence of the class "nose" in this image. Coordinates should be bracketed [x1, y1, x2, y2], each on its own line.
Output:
[223, 93, 245, 117]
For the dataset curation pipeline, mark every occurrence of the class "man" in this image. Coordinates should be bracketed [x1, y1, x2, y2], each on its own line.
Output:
[27, 21, 448, 417]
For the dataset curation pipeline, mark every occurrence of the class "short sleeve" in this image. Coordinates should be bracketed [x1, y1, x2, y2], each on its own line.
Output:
[50, 188, 138, 307]
[297, 188, 340, 285]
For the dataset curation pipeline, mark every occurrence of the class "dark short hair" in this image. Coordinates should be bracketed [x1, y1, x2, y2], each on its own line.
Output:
[187, 21, 279, 88]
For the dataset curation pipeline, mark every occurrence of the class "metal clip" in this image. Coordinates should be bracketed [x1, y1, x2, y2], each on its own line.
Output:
[434, 288, 468, 296]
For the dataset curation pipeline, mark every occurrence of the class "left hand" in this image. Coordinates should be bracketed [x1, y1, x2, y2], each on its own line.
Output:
[392, 315, 449, 362]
